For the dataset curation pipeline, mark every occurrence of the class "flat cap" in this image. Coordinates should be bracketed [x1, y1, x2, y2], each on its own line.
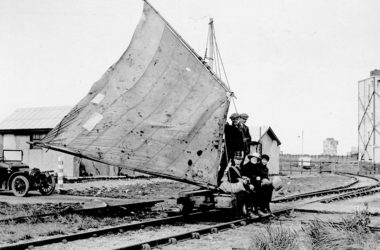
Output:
[230, 113, 240, 119]
[240, 113, 249, 118]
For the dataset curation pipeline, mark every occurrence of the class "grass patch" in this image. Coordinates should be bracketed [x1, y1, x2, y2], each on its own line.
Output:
[249, 225, 298, 250]
[0, 208, 159, 245]
[0, 201, 82, 220]
[302, 209, 380, 250]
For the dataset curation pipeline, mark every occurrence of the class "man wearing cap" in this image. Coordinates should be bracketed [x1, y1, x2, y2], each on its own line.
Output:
[239, 113, 251, 165]
[218, 113, 244, 185]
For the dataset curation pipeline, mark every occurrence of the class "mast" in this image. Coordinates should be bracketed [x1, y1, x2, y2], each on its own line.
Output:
[204, 17, 238, 111]
[205, 18, 215, 71]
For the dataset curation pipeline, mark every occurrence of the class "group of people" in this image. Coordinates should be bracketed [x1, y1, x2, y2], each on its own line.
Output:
[218, 112, 278, 218]
[218, 112, 251, 185]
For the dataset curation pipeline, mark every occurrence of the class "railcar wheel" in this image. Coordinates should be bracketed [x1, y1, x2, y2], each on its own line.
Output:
[39, 175, 56, 196]
[11, 175, 30, 197]
[179, 199, 194, 215]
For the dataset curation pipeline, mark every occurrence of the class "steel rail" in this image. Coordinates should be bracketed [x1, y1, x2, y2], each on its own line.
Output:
[273, 185, 376, 203]
[273, 172, 379, 203]
[113, 207, 292, 250]
[0, 200, 163, 224]
[0, 210, 221, 250]
[321, 185, 380, 203]
[113, 174, 380, 250]
[1, 172, 378, 249]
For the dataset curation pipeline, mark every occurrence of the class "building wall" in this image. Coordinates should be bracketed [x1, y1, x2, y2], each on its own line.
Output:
[75, 158, 120, 177]
[0, 132, 122, 177]
[1, 133, 75, 176]
[260, 133, 280, 174]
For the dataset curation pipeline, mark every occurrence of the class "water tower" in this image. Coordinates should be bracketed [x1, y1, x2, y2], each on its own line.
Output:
[358, 69, 380, 162]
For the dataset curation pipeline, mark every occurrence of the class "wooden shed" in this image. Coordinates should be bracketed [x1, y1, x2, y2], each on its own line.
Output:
[249, 126, 282, 174]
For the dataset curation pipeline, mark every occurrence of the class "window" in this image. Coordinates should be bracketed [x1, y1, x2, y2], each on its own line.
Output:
[30, 134, 46, 149]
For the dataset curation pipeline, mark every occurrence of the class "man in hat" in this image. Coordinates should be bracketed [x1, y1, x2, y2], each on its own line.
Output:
[217, 113, 244, 185]
[239, 113, 251, 165]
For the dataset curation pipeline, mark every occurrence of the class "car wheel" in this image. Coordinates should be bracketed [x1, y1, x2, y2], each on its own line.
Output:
[11, 175, 30, 197]
[39, 175, 56, 196]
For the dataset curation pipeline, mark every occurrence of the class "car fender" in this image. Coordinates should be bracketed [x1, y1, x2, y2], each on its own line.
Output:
[7, 172, 29, 190]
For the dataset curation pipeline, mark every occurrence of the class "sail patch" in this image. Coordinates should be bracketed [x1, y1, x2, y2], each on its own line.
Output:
[91, 93, 105, 104]
[82, 112, 103, 131]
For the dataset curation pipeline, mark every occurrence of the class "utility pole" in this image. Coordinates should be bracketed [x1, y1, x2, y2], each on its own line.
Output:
[301, 130, 304, 156]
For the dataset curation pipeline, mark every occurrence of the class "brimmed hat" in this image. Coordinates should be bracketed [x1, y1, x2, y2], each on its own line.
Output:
[229, 113, 240, 119]
[248, 152, 261, 159]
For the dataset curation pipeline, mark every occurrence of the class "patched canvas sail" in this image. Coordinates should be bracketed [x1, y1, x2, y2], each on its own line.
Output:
[35, 2, 231, 187]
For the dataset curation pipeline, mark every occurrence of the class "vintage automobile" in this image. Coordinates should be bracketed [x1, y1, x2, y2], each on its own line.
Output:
[0, 149, 56, 197]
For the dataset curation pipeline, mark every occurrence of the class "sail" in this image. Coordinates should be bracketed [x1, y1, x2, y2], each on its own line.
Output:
[36, 2, 231, 187]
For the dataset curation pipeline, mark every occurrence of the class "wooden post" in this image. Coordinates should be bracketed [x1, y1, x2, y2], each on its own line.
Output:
[58, 157, 64, 193]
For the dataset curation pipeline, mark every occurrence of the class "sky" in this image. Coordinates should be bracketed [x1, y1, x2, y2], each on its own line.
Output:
[0, 0, 379, 155]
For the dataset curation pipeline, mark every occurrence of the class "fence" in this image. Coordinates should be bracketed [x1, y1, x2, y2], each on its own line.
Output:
[279, 159, 380, 175]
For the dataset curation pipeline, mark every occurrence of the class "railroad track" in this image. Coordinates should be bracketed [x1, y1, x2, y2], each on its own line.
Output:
[1, 172, 378, 250]
[273, 172, 379, 203]
[0, 200, 163, 224]
[114, 173, 380, 250]
[0, 210, 224, 250]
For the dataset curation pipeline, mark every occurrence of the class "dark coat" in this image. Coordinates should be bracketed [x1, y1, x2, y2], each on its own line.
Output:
[239, 124, 251, 153]
[241, 161, 269, 187]
[227, 165, 242, 183]
[224, 123, 244, 152]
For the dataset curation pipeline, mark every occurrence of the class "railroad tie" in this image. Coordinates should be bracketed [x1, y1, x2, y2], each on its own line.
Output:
[141, 243, 151, 250]
[169, 238, 177, 244]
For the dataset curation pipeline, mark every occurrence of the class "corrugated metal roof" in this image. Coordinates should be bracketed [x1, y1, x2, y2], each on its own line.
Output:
[0, 106, 72, 130]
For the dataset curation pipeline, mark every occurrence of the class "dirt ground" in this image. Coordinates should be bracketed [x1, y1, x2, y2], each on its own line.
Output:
[164, 212, 380, 250]
[0, 173, 366, 249]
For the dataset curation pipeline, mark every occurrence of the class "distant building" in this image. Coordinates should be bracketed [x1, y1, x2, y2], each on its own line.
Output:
[323, 138, 338, 155]
[249, 126, 281, 174]
[0, 106, 119, 177]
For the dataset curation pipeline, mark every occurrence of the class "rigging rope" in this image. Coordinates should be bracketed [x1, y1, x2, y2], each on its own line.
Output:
[204, 19, 242, 192]
[214, 37, 238, 113]
[204, 20, 238, 114]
